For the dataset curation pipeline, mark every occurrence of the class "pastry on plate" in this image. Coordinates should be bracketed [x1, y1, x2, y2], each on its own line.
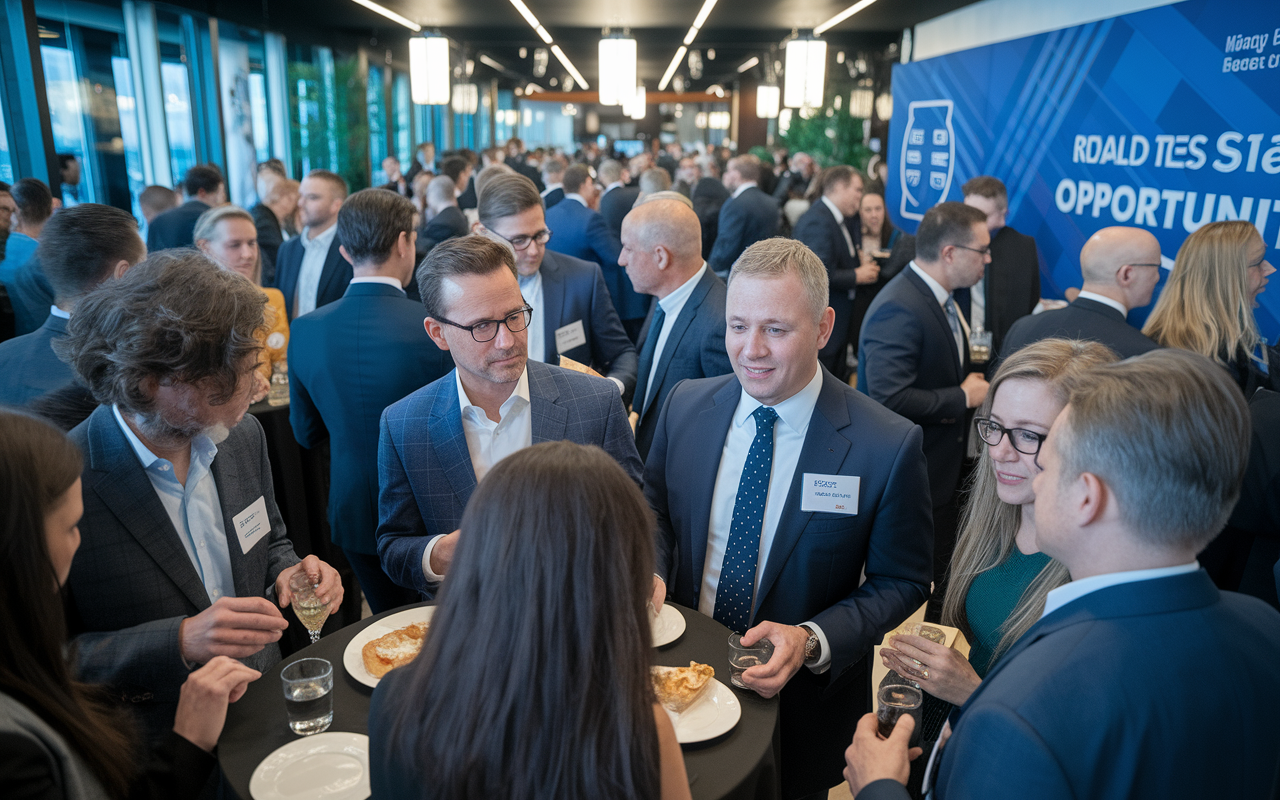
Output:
[651, 662, 715, 714]
[361, 621, 429, 678]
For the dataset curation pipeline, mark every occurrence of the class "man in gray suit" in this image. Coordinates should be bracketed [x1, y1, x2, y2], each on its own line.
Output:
[376, 236, 642, 597]
[57, 251, 344, 740]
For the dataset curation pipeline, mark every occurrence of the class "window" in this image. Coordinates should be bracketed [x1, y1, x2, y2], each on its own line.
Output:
[368, 64, 387, 184]
[0, 99, 13, 182]
[154, 9, 197, 182]
[217, 23, 271, 206]
[287, 45, 367, 190]
[391, 71, 411, 165]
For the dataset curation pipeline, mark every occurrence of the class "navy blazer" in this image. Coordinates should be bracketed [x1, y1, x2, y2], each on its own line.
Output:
[633, 267, 732, 461]
[707, 186, 780, 276]
[417, 206, 469, 254]
[145, 199, 210, 251]
[544, 197, 648, 322]
[287, 282, 453, 555]
[599, 184, 640, 240]
[1000, 296, 1160, 364]
[793, 200, 863, 367]
[8, 254, 55, 336]
[537, 250, 638, 401]
[541, 186, 565, 208]
[376, 359, 643, 596]
[0, 314, 71, 405]
[270, 230, 352, 319]
[858, 266, 970, 507]
[691, 177, 730, 260]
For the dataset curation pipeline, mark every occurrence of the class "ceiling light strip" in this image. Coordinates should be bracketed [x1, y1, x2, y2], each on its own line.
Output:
[737, 56, 759, 73]
[349, 0, 421, 31]
[658, 45, 687, 91]
[550, 45, 589, 90]
[668, 0, 718, 87]
[814, 0, 881, 35]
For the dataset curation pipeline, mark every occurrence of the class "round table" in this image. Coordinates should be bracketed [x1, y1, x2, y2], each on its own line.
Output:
[219, 602, 780, 800]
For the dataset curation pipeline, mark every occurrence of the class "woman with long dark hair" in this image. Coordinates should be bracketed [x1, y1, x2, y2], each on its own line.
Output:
[0, 409, 260, 799]
[369, 440, 691, 800]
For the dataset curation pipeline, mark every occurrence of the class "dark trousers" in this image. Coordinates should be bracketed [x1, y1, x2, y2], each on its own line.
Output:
[343, 547, 420, 614]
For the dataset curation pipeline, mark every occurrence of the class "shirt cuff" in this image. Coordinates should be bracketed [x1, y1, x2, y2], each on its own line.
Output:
[803, 620, 832, 673]
[607, 376, 625, 394]
[421, 534, 446, 582]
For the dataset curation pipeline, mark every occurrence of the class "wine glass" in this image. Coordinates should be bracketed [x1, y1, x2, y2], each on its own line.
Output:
[289, 571, 330, 644]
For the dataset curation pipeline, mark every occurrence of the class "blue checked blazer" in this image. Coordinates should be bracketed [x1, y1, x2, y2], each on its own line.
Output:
[376, 359, 643, 596]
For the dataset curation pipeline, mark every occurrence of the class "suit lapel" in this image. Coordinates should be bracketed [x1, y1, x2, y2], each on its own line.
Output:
[905, 268, 963, 381]
[429, 376, 479, 505]
[528, 362, 569, 442]
[209, 433, 260, 600]
[688, 379, 740, 596]
[539, 258, 565, 362]
[277, 241, 302, 316]
[646, 272, 712, 416]
[316, 239, 347, 305]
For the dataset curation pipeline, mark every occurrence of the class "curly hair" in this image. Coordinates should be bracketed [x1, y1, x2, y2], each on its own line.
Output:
[54, 250, 267, 413]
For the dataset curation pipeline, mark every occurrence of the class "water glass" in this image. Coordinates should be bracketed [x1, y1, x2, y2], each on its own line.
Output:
[281, 658, 333, 736]
[876, 683, 923, 746]
[727, 633, 774, 689]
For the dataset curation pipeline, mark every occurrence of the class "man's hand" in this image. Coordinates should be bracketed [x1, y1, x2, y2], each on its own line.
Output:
[843, 713, 923, 796]
[178, 596, 289, 664]
[881, 634, 982, 707]
[429, 530, 461, 577]
[250, 370, 270, 404]
[738, 621, 809, 698]
[855, 262, 880, 285]
[961, 372, 989, 408]
[651, 576, 667, 613]
[172, 656, 261, 752]
[275, 555, 344, 610]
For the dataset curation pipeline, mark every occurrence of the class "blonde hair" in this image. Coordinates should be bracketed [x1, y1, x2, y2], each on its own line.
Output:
[727, 237, 829, 322]
[1142, 220, 1267, 372]
[193, 204, 262, 285]
[942, 338, 1118, 662]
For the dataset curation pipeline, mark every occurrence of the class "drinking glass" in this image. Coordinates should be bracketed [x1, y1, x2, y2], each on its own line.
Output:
[281, 658, 333, 735]
[727, 633, 774, 689]
[877, 683, 923, 746]
[289, 571, 330, 644]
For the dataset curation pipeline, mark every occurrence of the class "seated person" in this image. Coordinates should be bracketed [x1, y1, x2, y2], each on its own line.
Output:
[369, 441, 691, 800]
[0, 409, 261, 798]
[54, 251, 343, 741]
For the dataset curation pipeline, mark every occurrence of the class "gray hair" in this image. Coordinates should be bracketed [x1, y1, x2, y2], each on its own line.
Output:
[727, 237, 829, 322]
[637, 167, 671, 198]
[598, 159, 624, 185]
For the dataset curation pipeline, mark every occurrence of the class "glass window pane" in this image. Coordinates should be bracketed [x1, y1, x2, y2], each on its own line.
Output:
[368, 64, 387, 185]
[217, 23, 270, 206]
[334, 52, 368, 191]
[392, 72, 411, 165]
[0, 98, 13, 182]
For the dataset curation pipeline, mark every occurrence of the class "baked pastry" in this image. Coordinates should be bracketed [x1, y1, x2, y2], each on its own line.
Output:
[651, 662, 715, 713]
[361, 621, 429, 678]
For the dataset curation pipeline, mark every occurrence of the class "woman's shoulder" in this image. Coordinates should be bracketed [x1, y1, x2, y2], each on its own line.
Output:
[260, 286, 286, 306]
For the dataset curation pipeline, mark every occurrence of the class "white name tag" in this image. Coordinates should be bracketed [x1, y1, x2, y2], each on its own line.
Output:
[800, 473, 860, 515]
[554, 319, 587, 353]
[233, 496, 271, 555]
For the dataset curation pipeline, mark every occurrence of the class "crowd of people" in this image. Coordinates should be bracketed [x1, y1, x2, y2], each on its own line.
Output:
[0, 133, 1278, 800]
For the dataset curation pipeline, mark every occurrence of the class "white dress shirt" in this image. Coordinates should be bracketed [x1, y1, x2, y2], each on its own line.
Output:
[348, 275, 405, 293]
[564, 193, 588, 207]
[909, 261, 966, 363]
[642, 263, 707, 411]
[293, 223, 339, 318]
[730, 181, 758, 199]
[520, 271, 545, 362]
[700, 366, 833, 670]
[820, 195, 856, 257]
[1041, 562, 1200, 619]
[540, 183, 563, 198]
[970, 278, 986, 330]
[49, 305, 70, 320]
[1076, 290, 1129, 316]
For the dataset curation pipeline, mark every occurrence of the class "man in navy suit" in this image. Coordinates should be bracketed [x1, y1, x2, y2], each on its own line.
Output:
[540, 155, 566, 208]
[145, 164, 225, 252]
[545, 164, 649, 340]
[376, 236, 642, 597]
[646, 238, 933, 798]
[271, 169, 351, 319]
[289, 189, 453, 613]
[0, 204, 144, 406]
[476, 173, 638, 402]
[597, 159, 640, 240]
[846, 349, 1280, 800]
[619, 196, 732, 460]
[708, 155, 781, 277]
[1001, 226, 1162, 362]
[857, 202, 991, 605]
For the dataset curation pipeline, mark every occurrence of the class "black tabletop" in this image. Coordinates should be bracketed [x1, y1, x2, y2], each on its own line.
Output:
[218, 602, 780, 800]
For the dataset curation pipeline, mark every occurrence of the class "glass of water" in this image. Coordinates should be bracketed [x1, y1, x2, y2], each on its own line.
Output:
[281, 658, 333, 736]
[876, 683, 923, 746]
[727, 633, 774, 689]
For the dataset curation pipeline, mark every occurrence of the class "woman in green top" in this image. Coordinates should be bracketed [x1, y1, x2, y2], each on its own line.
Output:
[881, 338, 1117, 706]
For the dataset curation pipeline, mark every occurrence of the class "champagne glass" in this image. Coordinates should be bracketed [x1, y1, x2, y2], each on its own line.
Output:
[289, 571, 330, 644]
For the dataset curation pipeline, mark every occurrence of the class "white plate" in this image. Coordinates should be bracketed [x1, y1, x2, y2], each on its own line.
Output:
[668, 679, 741, 744]
[342, 606, 436, 688]
[249, 732, 369, 800]
[651, 603, 686, 647]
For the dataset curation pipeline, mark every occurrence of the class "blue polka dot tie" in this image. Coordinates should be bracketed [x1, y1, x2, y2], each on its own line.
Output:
[713, 405, 779, 634]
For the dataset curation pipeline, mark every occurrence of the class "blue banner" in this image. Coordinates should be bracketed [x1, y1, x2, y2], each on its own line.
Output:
[888, 0, 1280, 338]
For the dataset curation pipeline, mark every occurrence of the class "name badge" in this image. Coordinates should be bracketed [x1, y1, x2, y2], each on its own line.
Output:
[554, 319, 587, 353]
[233, 496, 271, 554]
[800, 473, 859, 515]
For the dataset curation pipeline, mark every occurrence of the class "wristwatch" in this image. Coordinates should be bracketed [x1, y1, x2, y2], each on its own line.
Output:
[799, 624, 821, 663]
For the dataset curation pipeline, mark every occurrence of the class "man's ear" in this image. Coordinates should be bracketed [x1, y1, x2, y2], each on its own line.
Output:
[338, 244, 356, 266]
[1077, 472, 1110, 527]
[424, 317, 450, 351]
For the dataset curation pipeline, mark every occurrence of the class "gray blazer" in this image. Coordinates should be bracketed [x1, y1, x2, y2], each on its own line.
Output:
[0, 692, 110, 800]
[66, 405, 300, 739]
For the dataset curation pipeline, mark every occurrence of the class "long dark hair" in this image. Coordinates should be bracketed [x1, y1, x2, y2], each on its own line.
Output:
[386, 441, 661, 799]
[0, 410, 137, 796]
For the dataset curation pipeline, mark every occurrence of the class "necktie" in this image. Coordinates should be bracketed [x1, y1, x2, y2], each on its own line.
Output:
[838, 218, 856, 257]
[713, 405, 779, 634]
[634, 303, 666, 417]
[944, 297, 965, 366]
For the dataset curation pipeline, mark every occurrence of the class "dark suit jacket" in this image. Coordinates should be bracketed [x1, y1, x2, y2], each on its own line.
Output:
[954, 225, 1040, 361]
[505, 156, 544, 191]
[708, 186, 780, 276]
[145, 199, 210, 252]
[691, 177, 730, 260]
[858, 266, 970, 507]
[537, 250, 638, 401]
[1000, 296, 1160, 363]
[288, 282, 453, 555]
[7, 254, 55, 338]
[857, 572, 1280, 800]
[541, 186, 565, 208]
[793, 200, 863, 366]
[633, 268, 732, 460]
[646, 369, 932, 796]
[0, 314, 71, 405]
[599, 184, 640, 240]
[544, 198, 648, 322]
[270, 230, 352, 319]
[418, 206, 469, 254]
[376, 359, 643, 596]
[66, 406, 300, 739]
[771, 169, 810, 202]
[250, 203, 284, 285]
[456, 176, 477, 210]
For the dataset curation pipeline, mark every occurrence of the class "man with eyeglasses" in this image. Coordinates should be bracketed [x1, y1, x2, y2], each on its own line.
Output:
[858, 201, 991, 615]
[375, 235, 642, 598]
[474, 173, 638, 403]
[1001, 226, 1163, 362]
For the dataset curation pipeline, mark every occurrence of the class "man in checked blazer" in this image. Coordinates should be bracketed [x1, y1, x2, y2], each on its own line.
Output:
[376, 236, 642, 598]
[57, 252, 344, 741]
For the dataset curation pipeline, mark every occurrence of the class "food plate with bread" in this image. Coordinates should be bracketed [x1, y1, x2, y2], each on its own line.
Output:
[342, 607, 435, 688]
[651, 662, 741, 744]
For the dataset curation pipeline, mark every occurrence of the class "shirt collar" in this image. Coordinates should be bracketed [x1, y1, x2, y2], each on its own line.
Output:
[605, 181, 625, 193]
[731, 181, 758, 199]
[49, 305, 70, 320]
[909, 261, 951, 307]
[1076, 290, 1128, 316]
[564, 193, 588, 207]
[111, 404, 218, 472]
[1041, 561, 1200, 619]
[658, 262, 707, 313]
[349, 276, 405, 291]
[820, 195, 844, 223]
[733, 363, 824, 436]
[303, 223, 338, 248]
[541, 183, 563, 195]
[455, 366, 531, 421]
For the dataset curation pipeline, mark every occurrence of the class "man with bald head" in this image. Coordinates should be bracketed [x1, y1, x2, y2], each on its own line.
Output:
[619, 197, 733, 459]
[1001, 226, 1162, 362]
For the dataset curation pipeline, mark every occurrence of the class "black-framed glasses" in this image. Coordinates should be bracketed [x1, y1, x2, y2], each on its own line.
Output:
[953, 244, 991, 257]
[435, 304, 533, 342]
[974, 418, 1047, 456]
[492, 228, 552, 251]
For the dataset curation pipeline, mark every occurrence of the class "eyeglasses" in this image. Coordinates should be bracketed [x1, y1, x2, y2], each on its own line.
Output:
[492, 228, 552, 251]
[435, 304, 533, 342]
[974, 418, 1047, 456]
[1125, 263, 1162, 269]
[953, 244, 991, 257]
